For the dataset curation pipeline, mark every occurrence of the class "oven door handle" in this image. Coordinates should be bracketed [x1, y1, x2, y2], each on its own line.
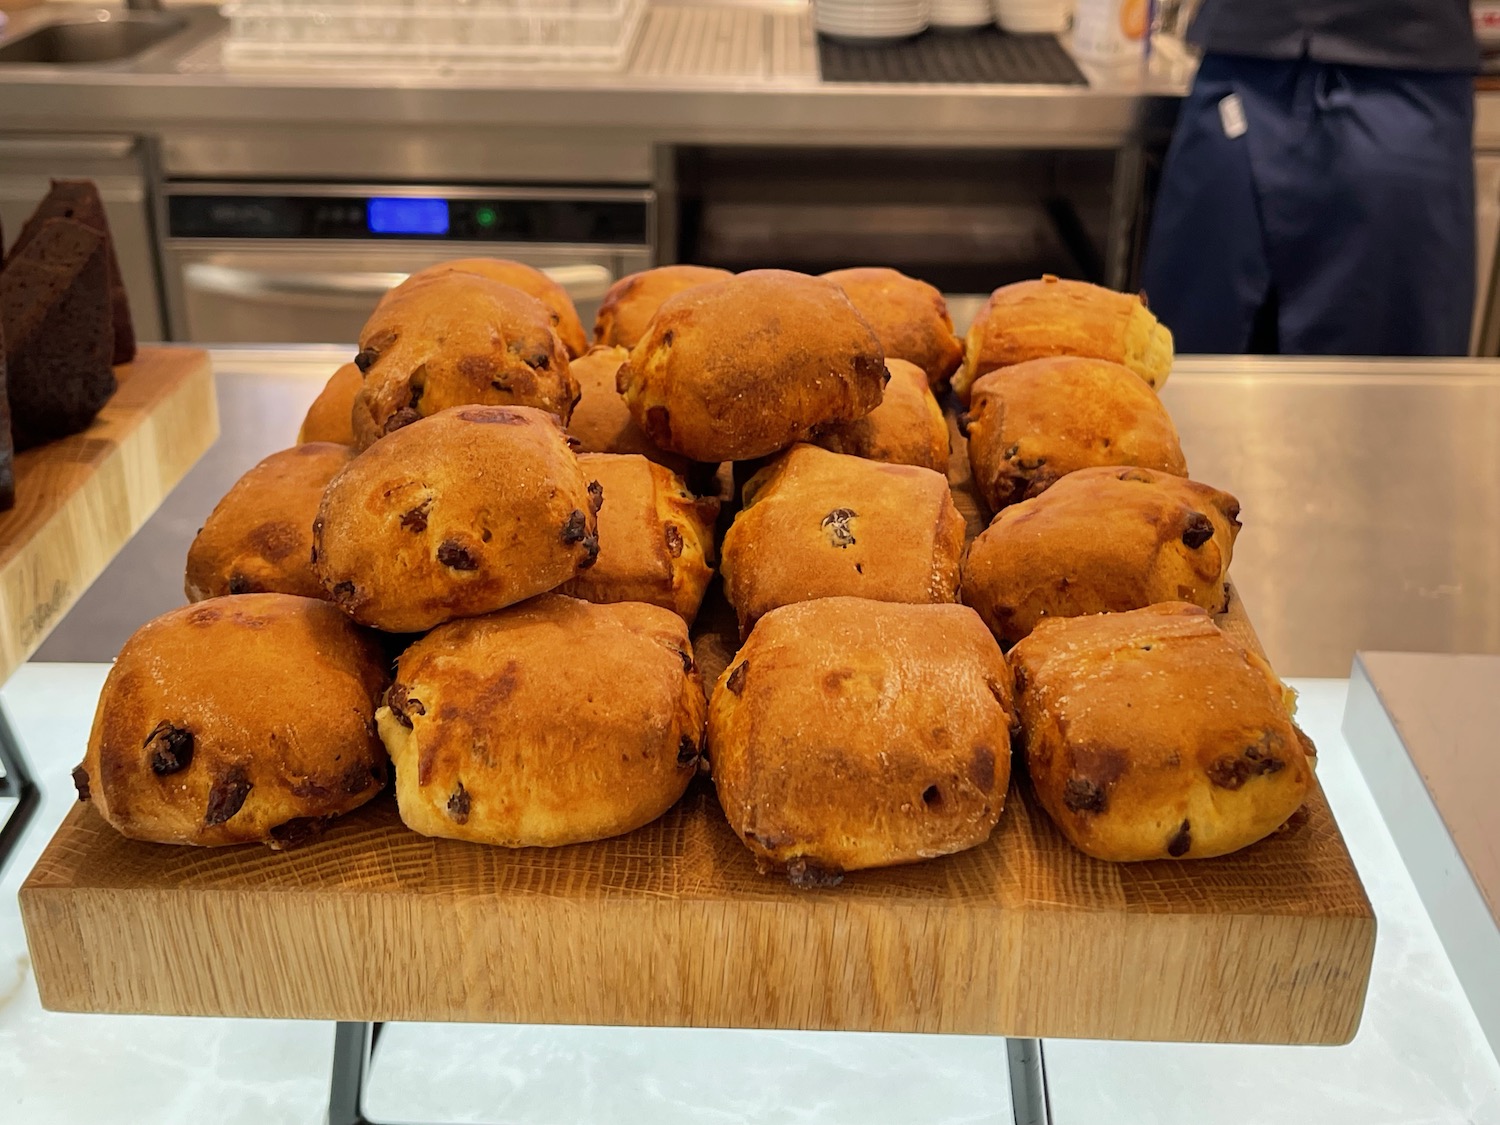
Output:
[183, 262, 615, 303]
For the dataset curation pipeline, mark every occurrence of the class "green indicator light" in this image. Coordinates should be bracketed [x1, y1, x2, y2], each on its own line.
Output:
[475, 206, 498, 228]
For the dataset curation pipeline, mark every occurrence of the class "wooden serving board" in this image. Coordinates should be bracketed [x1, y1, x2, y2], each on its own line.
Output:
[19, 405, 1374, 1045]
[0, 347, 218, 683]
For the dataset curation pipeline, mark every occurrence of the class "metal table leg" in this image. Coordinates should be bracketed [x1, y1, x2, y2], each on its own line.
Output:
[1007, 1038, 1054, 1125]
[328, 1023, 1052, 1125]
[0, 700, 41, 879]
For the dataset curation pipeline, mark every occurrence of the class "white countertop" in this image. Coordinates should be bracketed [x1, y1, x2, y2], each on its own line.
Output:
[3, 668, 1497, 1124]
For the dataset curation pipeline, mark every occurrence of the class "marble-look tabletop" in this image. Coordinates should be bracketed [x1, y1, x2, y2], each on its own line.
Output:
[2, 668, 1498, 1124]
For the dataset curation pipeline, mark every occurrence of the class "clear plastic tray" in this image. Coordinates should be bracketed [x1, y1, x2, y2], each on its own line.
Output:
[222, 0, 644, 69]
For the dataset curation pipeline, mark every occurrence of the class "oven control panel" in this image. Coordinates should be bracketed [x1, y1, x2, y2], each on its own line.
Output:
[167, 189, 650, 246]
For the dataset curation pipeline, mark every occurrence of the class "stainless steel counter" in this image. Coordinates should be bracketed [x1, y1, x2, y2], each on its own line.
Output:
[31, 348, 1500, 679]
[0, 4, 1181, 148]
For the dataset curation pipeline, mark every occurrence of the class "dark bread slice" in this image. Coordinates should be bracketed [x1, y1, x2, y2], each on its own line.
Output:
[9, 180, 135, 364]
[0, 313, 14, 510]
[0, 217, 117, 449]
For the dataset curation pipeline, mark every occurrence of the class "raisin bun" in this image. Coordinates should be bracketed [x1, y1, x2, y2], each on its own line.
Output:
[561, 453, 719, 624]
[593, 264, 732, 350]
[964, 356, 1187, 513]
[351, 272, 576, 449]
[823, 267, 964, 388]
[811, 357, 949, 472]
[387, 258, 588, 357]
[617, 269, 887, 462]
[954, 275, 1173, 403]
[186, 442, 354, 602]
[313, 405, 601, 633]
[1011, 603, 1315, 862]
[963, 466, 1241, 645]
[298, 362, 361, 446]
[379, 595, 705, 847]
[74, 594, 389, 848]
[565, 345, 692, 477]
[721, 444, 965, 638]
[708, 597, 1014, 884]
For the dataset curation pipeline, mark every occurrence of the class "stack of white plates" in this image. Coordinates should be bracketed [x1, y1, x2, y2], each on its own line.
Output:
[993, 0, 1069, 34]
[931, 0, 993, 28]
[816, 0, 929, 40]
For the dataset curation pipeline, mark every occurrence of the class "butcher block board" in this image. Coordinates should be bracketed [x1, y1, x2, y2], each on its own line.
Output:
[19, 407, 1374, 1045]
[0, 347, 218, 683]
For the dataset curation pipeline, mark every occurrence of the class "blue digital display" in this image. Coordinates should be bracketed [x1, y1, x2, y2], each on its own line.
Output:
[367, 197, 449, 236]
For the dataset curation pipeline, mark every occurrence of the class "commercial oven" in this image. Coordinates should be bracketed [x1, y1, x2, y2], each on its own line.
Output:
[159, 182, 655, 345]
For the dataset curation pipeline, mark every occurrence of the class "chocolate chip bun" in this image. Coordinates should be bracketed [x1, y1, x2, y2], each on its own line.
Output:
[811, 357, 949, 472]
[708, 598, 1014, 884]
[616, 269, 887, 462]
[1011, 603, 1315, 862]
[389, 258, 588, 357]
[186, 442, 354, 602]
[964, 357, 1187, 513]
[963, 467, 1241, 645]
[823, 266, 964, 388]
[74, 594, 389, 848]
[593, 264, 731, 350]
[565, 345, 692, 477]
[298, 363, 361, 446]
[721, 444, 965, 638]
[351, 273, 576, 448]
[561, 453, 719, 624]
[313, 405, 601, 633]
[954, 275, 1173, 403]
[379, 595, 705, 847]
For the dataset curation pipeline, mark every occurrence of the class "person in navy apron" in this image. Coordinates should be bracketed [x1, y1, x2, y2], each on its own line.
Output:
[1141, 0, 1479, 355]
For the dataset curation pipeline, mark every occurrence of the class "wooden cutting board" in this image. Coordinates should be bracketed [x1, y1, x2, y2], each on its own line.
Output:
[0, 346, 218, 682]
[18, 405, 1375, 1045]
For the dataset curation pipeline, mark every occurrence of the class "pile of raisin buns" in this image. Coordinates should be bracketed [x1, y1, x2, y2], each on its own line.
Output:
[73, 261, 1315, 885]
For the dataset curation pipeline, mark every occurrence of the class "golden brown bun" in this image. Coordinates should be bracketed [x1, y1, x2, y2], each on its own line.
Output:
[352, 273, 576, 448]
[593, 264, 732, 349]
[708, 597, 1013, 883]
[389, 258, 588, 357]
[823, 266, 964, 388]
[75, 594, 389, 848]
[379, 595, 705, 847]
[811, 358, 949, 472]
[965, 356, 1187, 512]
[720, 444, 965, 638]
[954, 276, 1173, 403]
[297, 363, 361, 446]
[561, 453, 719, 624]
[963, 466, 1241, 645]
[313, 405, 601, 633]
[1011, 603, 1315, 862]
[186, 443, 354, 603]
[617, 269, 887, 462]
[565, 345, 693, 477]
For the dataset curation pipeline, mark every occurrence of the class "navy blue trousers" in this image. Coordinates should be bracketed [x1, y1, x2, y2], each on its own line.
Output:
[1141, 53, 1476, 356]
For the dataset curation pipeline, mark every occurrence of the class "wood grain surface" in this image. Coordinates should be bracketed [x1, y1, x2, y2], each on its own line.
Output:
[19, 401, 1375, 1044]
[0, 347, 219, 683]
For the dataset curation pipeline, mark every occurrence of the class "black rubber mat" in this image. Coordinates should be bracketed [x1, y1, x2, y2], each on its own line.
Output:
[818, 27, 1086, 85]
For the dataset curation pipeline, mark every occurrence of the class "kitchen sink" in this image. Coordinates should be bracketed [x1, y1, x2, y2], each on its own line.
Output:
[0, 11, 187, 65]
